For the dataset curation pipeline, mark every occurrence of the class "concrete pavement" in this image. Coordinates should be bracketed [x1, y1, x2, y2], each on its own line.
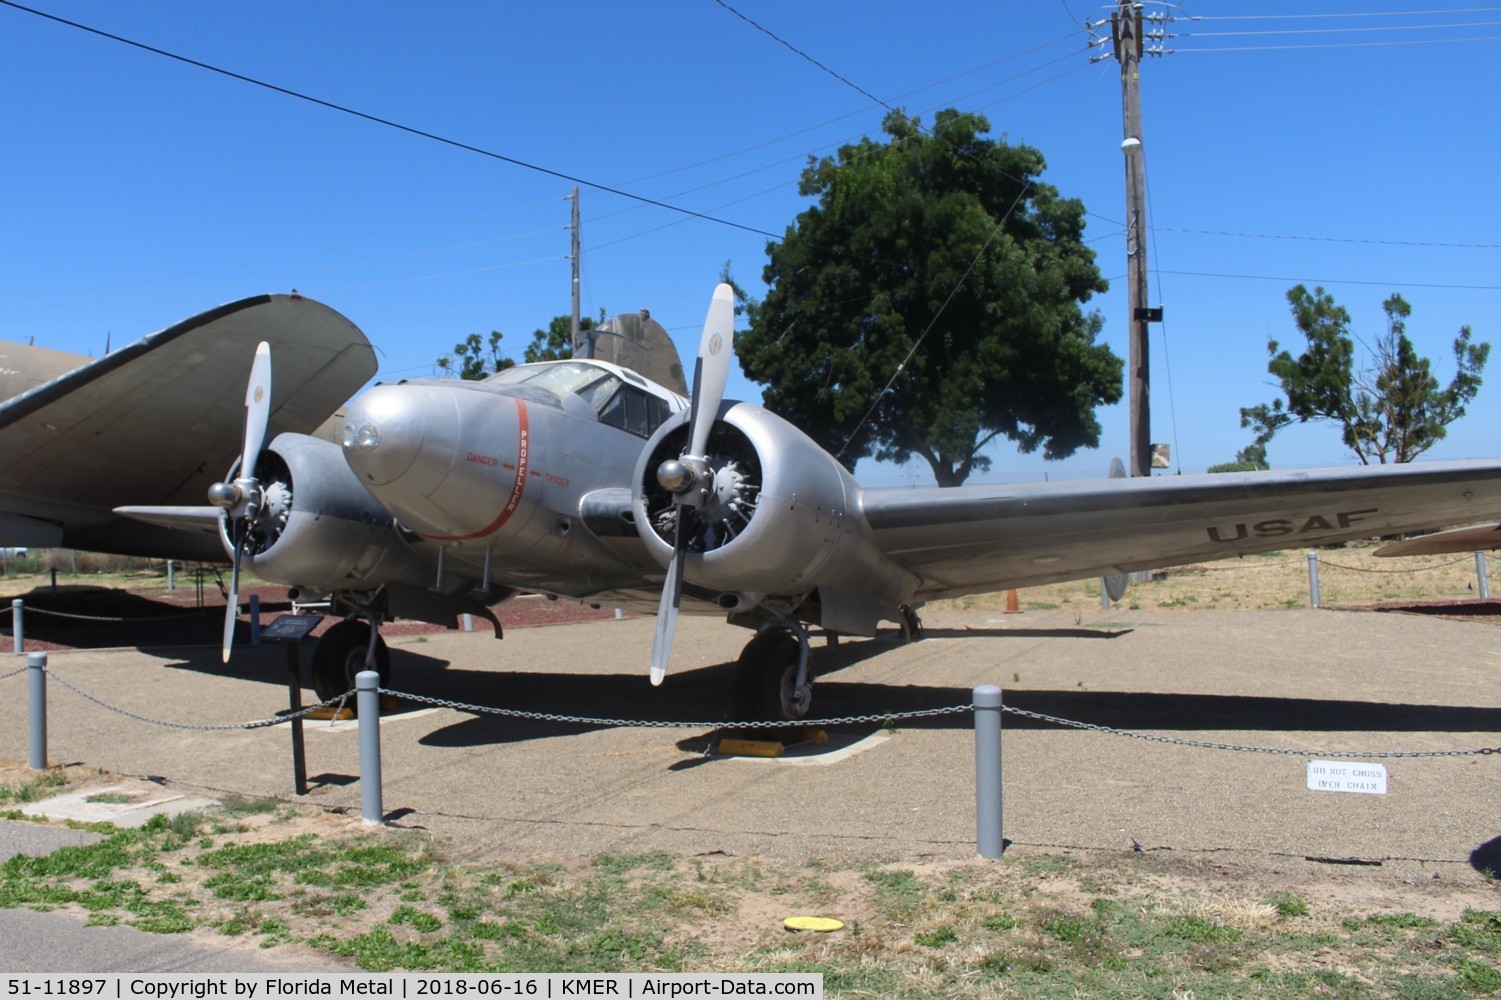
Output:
[2, 606, 1498, 880]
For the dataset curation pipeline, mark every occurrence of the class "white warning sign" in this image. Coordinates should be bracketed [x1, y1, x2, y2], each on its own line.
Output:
[1307, 760, 1388, 795]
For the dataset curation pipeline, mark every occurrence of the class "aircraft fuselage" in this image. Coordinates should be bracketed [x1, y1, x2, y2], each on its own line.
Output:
[340, 361, 686, 603]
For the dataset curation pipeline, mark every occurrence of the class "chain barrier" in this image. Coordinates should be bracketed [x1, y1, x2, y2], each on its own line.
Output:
[21, 606, 207, 623]
[4, 663, 1497, 759]
[1001, 704, 1501, 758]
[1316, 555, 1472, 575]
[40, 663, 355, 731]
[0, 663, 26, 681]
[383, 688, 970, 730]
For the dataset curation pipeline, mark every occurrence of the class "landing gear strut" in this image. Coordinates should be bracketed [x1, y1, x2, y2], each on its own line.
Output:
[900, 604, 926, 642]
[311, 619, 391, 703]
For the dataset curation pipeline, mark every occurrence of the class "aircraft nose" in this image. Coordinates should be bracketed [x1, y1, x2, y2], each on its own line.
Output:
[342, 383, 457, 488]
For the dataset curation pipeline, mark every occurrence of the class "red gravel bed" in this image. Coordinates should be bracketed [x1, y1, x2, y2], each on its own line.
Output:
[1, 582, 633, 652]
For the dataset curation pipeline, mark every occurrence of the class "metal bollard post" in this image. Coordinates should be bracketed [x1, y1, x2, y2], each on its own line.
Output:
[462, 613, 474, 632]
[249, 595, 262, 646]
[356, 670, 383, 825]
[28, 652, 47, 770]
[974, 685, 1004, 859]
[1307, 551, 1321, 608]
[12, 599, 21, 654]
[167, 560, 175, 592]
[1477, 551, 1491, 600]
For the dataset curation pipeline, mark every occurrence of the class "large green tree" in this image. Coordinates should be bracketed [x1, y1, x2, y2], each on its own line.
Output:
[1241, 286, 1489, 464]
[737, 109, 1121, 487]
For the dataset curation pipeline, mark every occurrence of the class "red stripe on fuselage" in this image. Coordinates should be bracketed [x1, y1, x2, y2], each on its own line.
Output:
[422, 398, 529, 542]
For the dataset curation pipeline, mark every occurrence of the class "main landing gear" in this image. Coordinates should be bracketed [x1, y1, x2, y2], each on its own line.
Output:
[311, 618, 391, 703]
[732, 605, 926, 722]
[733, 627, 810, 722]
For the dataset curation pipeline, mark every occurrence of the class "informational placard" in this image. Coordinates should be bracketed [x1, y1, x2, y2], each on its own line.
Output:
[1307, 760, 1388, 795]
[260, 614, 324, 642]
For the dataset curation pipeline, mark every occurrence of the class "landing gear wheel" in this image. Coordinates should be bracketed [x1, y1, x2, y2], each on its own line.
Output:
[311, 620, 391, 704]
[733, 629, 811, 724]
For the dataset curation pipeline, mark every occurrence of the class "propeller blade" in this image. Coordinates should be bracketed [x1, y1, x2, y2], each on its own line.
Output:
[649, 513, 690, 685]
[241, 341, 272, 479]
[222, 520, 243, 663]
[687, 284, 734, 459]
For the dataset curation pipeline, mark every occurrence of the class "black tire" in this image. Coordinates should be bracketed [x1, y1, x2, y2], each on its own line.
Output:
[311, 619, 391, 704]
[733, 629, 811, 723]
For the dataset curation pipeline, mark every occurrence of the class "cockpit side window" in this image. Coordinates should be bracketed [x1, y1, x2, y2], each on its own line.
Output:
[597, 384, 675, 438]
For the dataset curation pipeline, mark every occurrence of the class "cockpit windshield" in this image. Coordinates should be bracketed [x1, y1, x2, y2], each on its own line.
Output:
[487, 360, 675, 437]
[487, 362, 621, 414]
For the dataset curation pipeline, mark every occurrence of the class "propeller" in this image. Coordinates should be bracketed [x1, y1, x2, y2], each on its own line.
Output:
[649, 283, 735, 685]
[208, 341, 272, 663]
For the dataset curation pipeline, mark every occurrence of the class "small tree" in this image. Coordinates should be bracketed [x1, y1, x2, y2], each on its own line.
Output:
[523, 313, 598, 363]
[438, 331, 514, 380]
[1242, 286, 1488, 464]
[1207, 442, 1268, 474]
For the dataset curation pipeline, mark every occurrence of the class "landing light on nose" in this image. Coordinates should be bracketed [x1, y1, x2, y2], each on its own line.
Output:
[341, 423, 382, 450]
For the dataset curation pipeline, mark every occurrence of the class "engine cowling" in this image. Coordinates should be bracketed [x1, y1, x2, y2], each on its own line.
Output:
[224, 433, 432, 594]
[632, 402, 912, 617]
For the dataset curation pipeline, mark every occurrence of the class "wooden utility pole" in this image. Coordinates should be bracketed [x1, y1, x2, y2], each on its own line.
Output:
[568, 187, 585, 357]
[1112, 0, 1157, 477]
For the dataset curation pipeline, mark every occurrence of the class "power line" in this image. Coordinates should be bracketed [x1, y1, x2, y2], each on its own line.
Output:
[1178, 34, 1501, 52]
[1179, 18, 1501, 37]
[1153, 227, 1501, 250]
[1190, 6, 1501, 20]
[0, 0, 787, 244]
[1156, 269, 1501, 291]
[710, 0, 895, 114]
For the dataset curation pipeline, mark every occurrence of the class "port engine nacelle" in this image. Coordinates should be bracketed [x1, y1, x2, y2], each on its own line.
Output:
[225, 433, 432, 595]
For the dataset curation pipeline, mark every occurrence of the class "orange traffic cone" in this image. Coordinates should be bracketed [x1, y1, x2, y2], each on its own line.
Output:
[1004, 589, 1021, 614]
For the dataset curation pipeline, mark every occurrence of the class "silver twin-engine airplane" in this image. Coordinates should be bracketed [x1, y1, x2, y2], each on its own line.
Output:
[8, 284, 1501, 720]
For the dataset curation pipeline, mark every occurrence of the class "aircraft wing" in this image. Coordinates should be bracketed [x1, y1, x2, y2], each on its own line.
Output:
[0, 293, 375, 558]
[862, 460, 1501, 601]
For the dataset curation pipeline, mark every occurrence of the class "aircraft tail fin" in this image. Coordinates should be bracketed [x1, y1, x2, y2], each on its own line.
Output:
[589, 311, 688, 396]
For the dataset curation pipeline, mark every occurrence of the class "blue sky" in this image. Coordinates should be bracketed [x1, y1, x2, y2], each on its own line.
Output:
[2, 1, 1496, 487]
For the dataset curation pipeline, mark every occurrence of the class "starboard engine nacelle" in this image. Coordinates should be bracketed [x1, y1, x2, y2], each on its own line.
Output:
[225, 433, 431, 595]
[631, 402, 911, 618]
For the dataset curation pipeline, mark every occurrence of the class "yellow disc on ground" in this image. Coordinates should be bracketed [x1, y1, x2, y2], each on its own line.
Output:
[783, 916, 844, 933]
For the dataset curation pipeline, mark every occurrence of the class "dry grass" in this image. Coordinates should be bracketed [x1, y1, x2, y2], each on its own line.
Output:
[935, 543, 1492, 615]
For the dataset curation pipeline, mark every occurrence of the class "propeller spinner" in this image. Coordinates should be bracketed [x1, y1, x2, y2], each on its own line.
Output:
[649, 284, 735, 686]
[208, 341, 272, 663]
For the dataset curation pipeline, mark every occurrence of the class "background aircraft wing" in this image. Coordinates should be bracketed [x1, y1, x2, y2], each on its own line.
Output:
[0, 293, 375, 557]
[862, 460, 1501, 602]
[1373, 521, 1501, 557]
